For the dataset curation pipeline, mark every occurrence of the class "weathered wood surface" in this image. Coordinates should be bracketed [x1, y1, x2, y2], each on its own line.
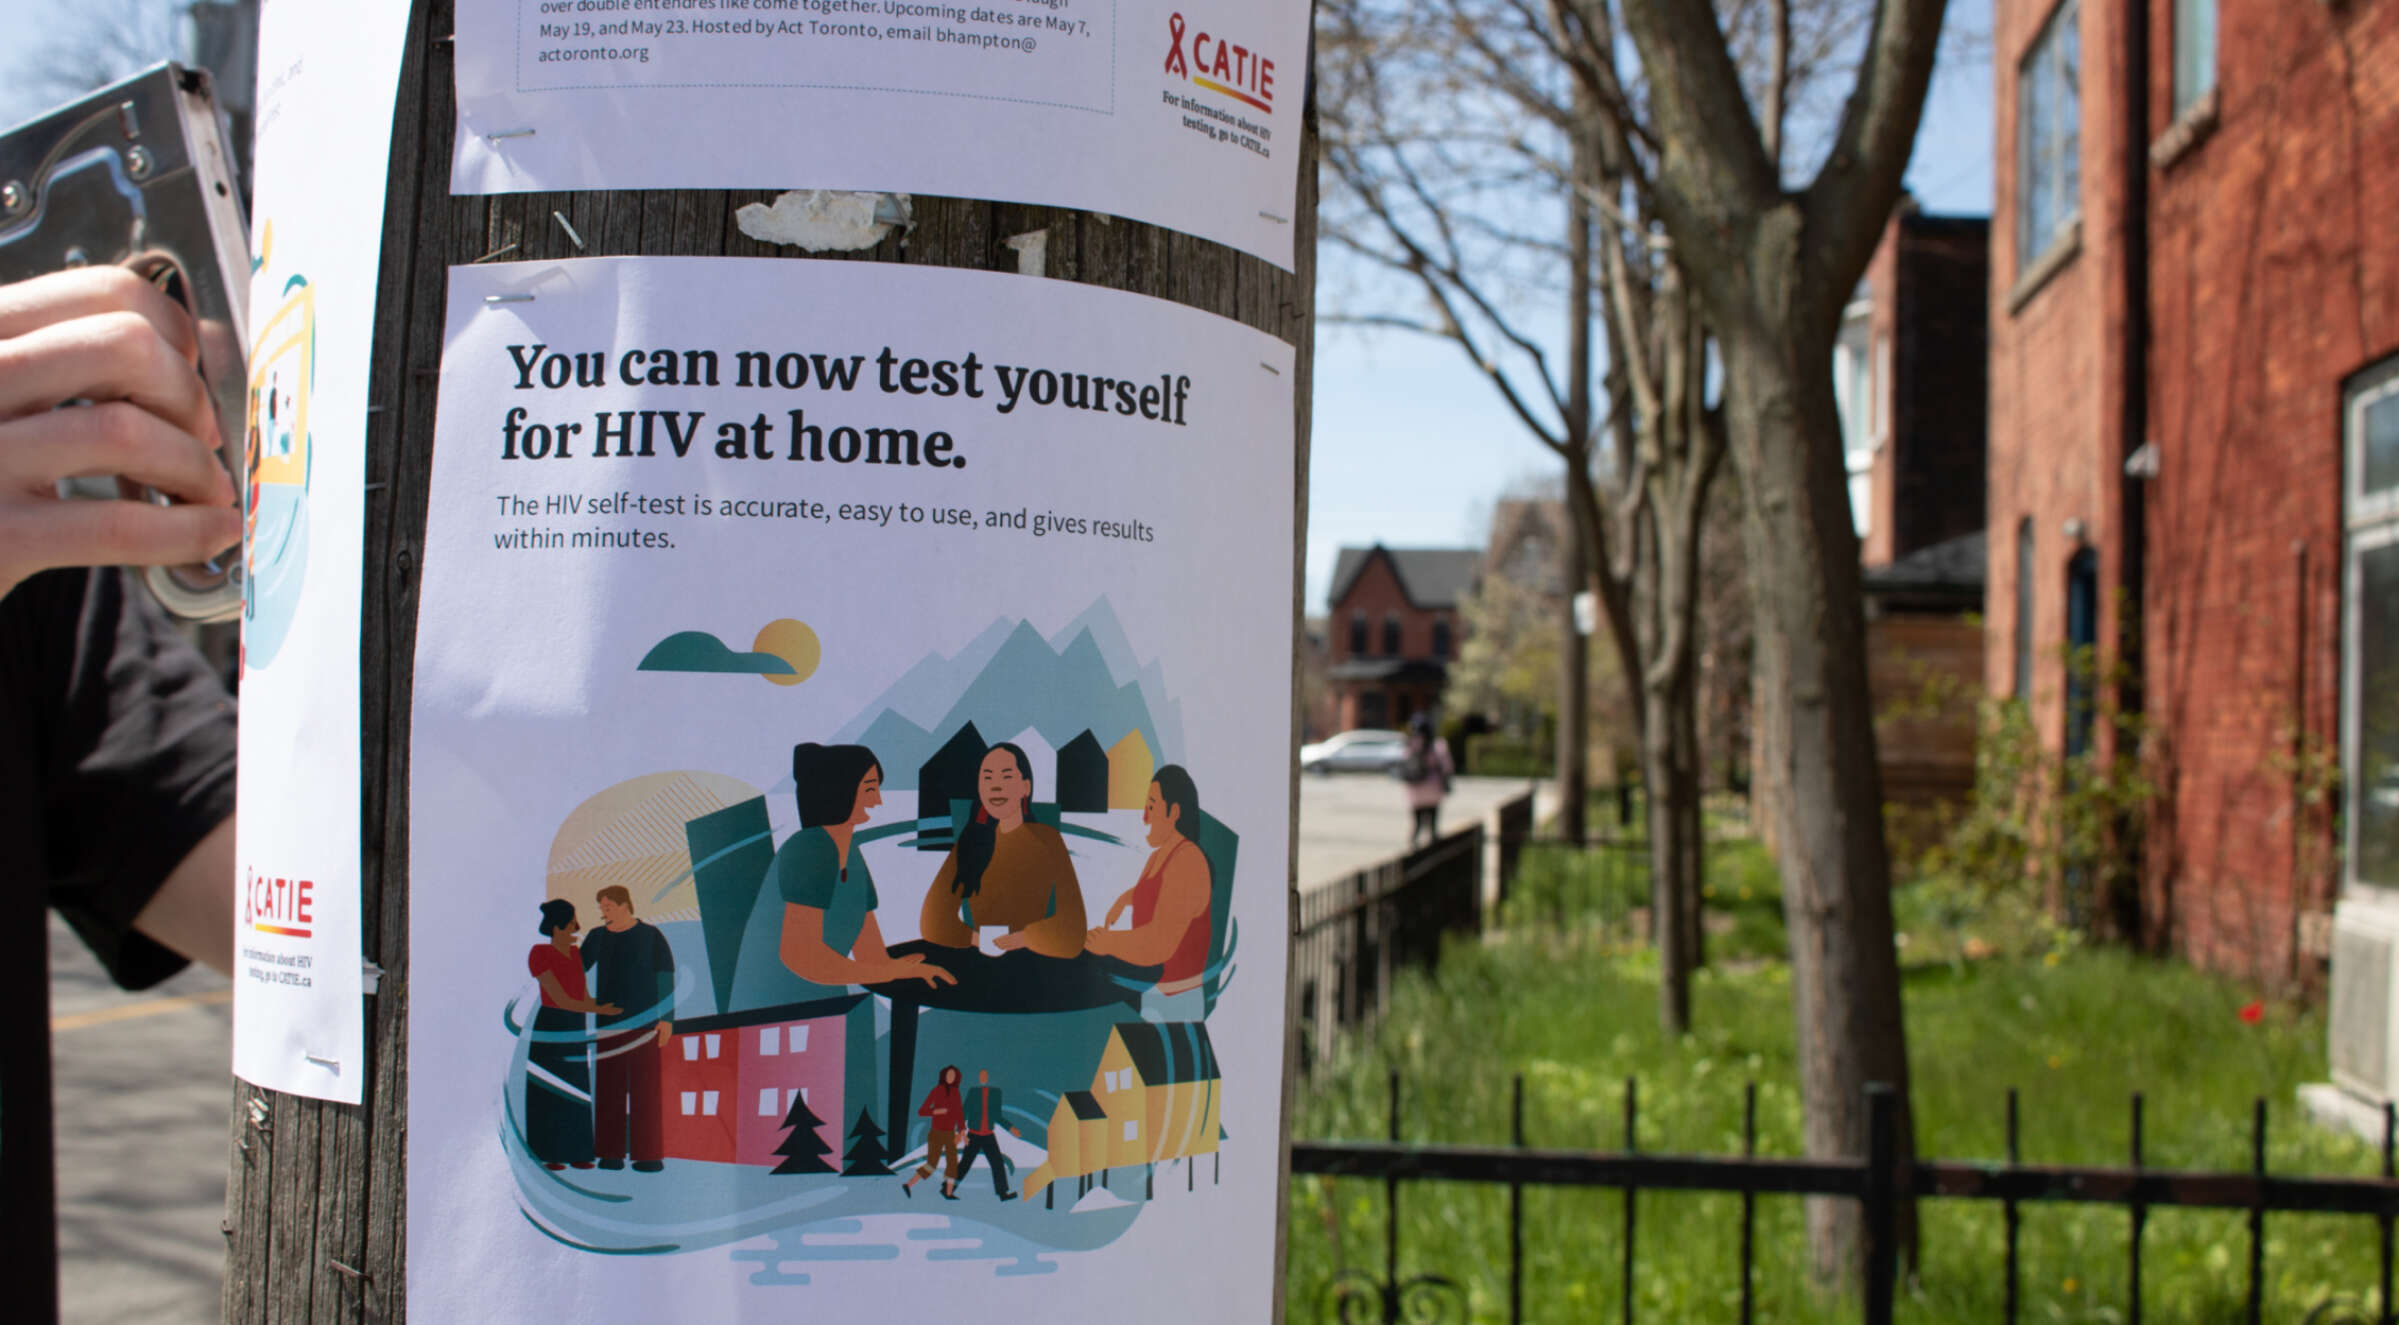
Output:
[221, 1, 1314, 1318]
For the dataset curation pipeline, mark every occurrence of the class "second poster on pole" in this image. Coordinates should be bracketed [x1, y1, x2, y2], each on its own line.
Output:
[408, 256, 1295, 1318]
[451, 0, 1309, 269]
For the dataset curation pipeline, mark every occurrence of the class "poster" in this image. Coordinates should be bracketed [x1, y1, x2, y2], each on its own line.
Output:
[450, 0, 1306, 270]
[231, 0, 410, 1104]
[408, 256, 1294, 1318]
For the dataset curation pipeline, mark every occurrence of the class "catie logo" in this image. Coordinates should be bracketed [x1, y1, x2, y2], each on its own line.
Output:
[1163, 11, 1276, 114]
[244, 867, 316, 939]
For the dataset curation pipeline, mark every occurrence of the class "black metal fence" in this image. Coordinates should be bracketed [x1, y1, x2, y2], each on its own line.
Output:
[1293, 823, 1487, 1079]
[1293, 1072, 2399, 1324]
[1291, 790, 1540, 1077]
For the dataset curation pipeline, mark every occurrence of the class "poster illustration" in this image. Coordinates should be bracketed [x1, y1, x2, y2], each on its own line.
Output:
[449, 0, 1307, 269]
[231, 0, 411, 1104]
[408, 257, 1293, 1318]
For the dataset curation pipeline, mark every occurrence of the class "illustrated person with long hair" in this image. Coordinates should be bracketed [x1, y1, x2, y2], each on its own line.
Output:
[1086, 765, 1214, 1021]
[918, 743, 1088, 957]
[902, 1064, 965, 1199]
[526, 899, 619, 1170]
[777, 743, 954, 994]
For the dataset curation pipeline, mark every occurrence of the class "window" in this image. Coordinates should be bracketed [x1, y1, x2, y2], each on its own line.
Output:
[682, 1037, 700, 1062]
[2172, 0, 2216, 118]
[1432, 620, 1453, 659]
[1835, 302, 1875, 536]
[1382, 614, 1403, 657]
[1348, 612, 1367, 656]
[760, 1027, 780, 1055]
[705, 1034, 721, 1059]
[2346, 358, 2399, 890]
[1123, 1120, 1139, 1141]
[2015, 519, 2037, 699]
[680, 1091, 698, 1116]
[701, 1090, 720, 1116]
[2017, 0, 2081, 266]
[760, 1087, 781, 1117]
[789, 1026, 809, 1054]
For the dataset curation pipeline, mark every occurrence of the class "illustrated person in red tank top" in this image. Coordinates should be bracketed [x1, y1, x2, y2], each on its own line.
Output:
[1086, 765, 1214, 1022]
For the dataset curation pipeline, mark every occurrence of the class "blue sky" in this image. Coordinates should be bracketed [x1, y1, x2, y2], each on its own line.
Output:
[1305, 0, 1996, 609]
[1, 0, 1997, 611]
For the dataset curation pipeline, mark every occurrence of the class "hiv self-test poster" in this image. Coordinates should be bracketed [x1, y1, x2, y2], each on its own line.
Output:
[408, 255, 1294, 1319]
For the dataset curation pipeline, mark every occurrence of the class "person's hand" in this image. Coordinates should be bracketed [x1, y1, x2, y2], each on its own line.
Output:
[1101, 895, 1131, 928]
[1083, 928, 1113, 957]
[991, 931, 1029, 952]
[885, 953, 957, 987]
[656, 1020, 673, 1046]
[1008, 1127, 1021, 1139]
[0, 268, 237, 598]
[596, 1002, 623, 1016]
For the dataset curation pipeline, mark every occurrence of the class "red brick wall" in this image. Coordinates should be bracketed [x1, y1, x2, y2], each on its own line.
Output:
[1987, 0, 2135, 758]
[1994, 0, 2399, 983]
[2140, 0, 2399, 982]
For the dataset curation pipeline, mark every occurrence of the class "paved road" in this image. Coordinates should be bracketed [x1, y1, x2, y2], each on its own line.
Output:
[1295, 772, 1549, 889]
[44, 772, 1547, 1321]
[48, 916, 232, 1325]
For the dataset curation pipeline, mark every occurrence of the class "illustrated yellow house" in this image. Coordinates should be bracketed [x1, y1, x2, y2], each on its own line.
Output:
[1025, 1022, 1220, 1201]
[1105, 731, 1155, 809]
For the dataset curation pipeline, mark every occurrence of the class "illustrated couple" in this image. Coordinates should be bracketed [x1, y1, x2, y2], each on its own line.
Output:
[523, 886, 678, 1172]
[899, 1064, 1017, 1202]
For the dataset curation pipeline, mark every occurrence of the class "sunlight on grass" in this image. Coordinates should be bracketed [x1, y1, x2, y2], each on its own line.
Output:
[1289, 862, 2385, 1323]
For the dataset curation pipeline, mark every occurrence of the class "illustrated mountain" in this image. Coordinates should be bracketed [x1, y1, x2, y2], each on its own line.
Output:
[833, 600, 1179, 792]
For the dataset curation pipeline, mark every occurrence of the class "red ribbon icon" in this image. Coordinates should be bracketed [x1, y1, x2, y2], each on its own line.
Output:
[1165, 12, 1189, 77]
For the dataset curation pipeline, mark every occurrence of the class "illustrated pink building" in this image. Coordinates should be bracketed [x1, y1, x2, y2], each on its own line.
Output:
[656, 994, 873, 1167]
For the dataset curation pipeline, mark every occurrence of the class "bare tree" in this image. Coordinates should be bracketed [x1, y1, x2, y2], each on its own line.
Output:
[1611, 0, 1948, 1281]
[1324, 0, 1944, 1278]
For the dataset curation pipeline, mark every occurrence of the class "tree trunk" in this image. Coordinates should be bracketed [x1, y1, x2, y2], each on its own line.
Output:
[1640, 663, 1702, 1033]
[1719, 299, 1915, 1282]
[220, 1, 1316, 1317]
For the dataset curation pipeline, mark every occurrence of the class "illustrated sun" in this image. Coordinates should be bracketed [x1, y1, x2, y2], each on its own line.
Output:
[753, 618, 822, 687]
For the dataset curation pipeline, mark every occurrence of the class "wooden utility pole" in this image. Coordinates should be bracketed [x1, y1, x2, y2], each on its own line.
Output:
[219, 2, 1315, 1317]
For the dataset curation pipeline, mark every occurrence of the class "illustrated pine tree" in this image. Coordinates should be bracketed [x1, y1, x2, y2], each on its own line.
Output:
[840, 1108, 891, 1176]
[768, 1092, 835, 1176]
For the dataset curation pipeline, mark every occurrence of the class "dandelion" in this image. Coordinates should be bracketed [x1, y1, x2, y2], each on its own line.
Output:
[2043, 950, 2063, 968]
[2063, 1276, 2079, 1294]
[2047, 1053, 2065, 1071]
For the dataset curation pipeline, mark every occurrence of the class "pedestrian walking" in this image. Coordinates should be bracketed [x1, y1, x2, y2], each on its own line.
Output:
[1399, 712, 1454, 848]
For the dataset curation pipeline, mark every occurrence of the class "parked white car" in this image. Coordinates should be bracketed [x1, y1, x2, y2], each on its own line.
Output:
[1300, 728, 1409, 775]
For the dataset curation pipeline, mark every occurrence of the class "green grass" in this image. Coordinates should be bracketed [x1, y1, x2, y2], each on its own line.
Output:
[1289, 860, 2385, 1322]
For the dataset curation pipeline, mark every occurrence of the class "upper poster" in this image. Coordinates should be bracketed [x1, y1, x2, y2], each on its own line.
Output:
[231, 0, 411, 1104]
[408, 256, 1294, 1319]
[449, 0, 1305, 270]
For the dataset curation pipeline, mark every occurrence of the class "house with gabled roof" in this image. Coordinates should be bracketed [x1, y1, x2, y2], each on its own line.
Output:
[1023, 1021, 1221, 1201]
[1324, 544, 1482, 731]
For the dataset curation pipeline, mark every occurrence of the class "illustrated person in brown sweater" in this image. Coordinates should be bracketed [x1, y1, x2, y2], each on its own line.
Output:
[918, 743, 1088, 957]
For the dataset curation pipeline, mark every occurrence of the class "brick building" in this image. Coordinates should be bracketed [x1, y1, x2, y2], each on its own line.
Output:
[1987, 0, 2399, 992]
[1843, 210, 1992, 566]
[1323, 545, 1480, 731]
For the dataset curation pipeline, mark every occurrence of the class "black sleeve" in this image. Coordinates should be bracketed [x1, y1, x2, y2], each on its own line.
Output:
[0, 568, 238, 990]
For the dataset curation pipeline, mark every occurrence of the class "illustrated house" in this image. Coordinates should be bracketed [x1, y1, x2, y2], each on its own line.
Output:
[916, 721, 987, 847]
[1033, 1091, 1112, 1198]
[1023, 1021, 1220, 1199]
[1056, 731, 1109, 813]
[656, 994, 877, 1167]
[1105, 730, 1154, 810]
